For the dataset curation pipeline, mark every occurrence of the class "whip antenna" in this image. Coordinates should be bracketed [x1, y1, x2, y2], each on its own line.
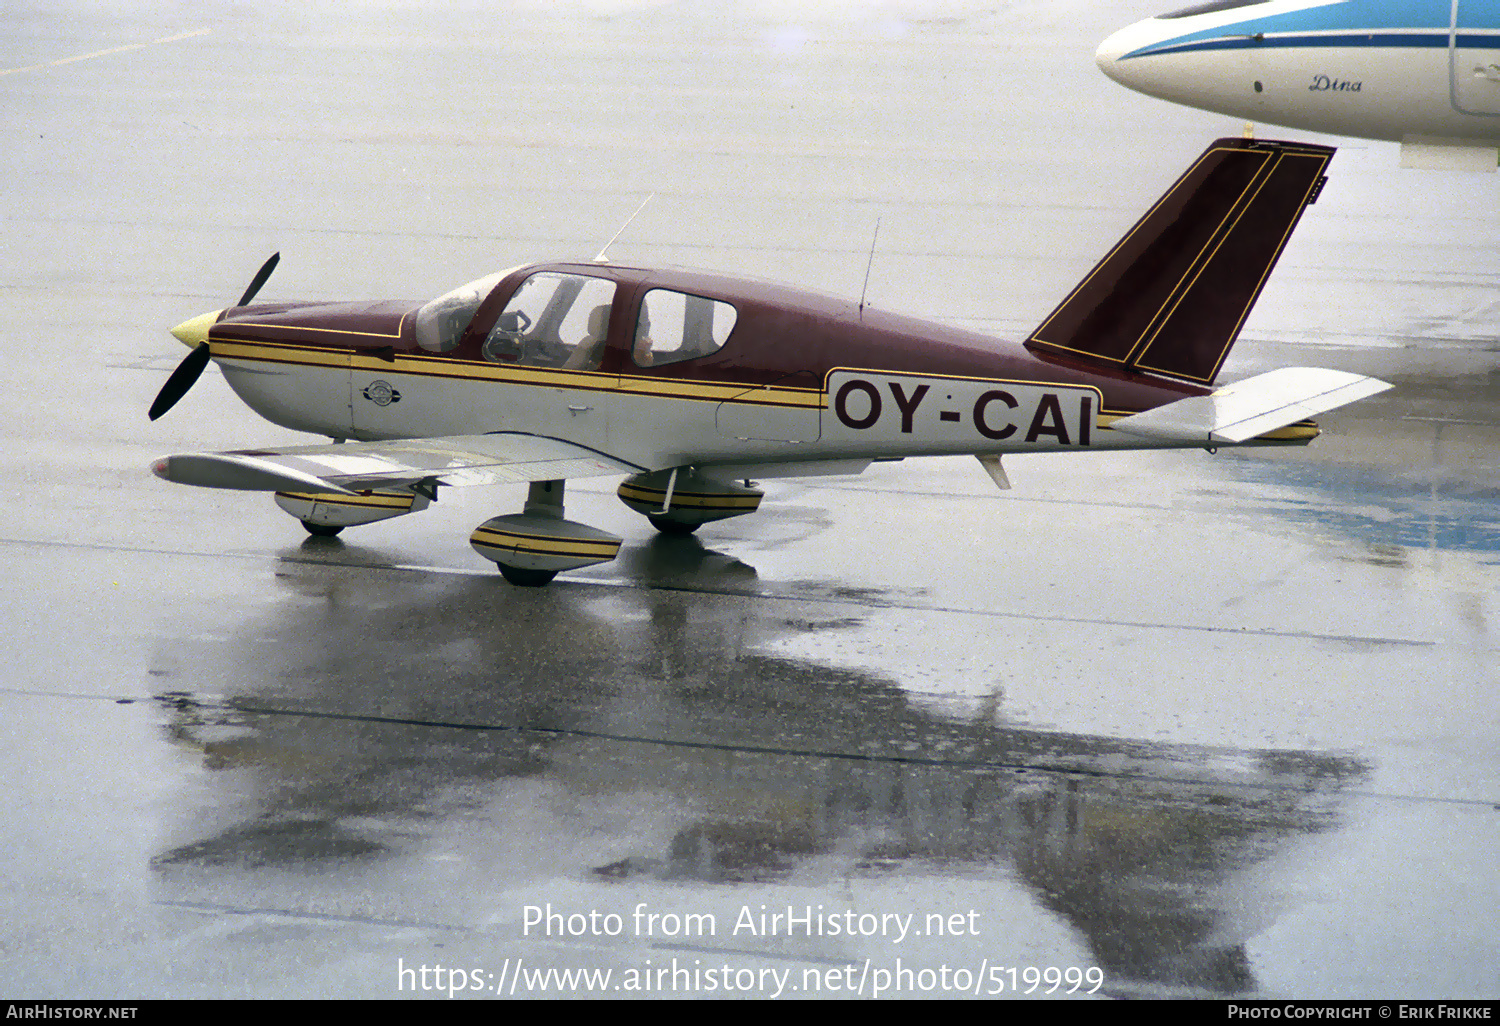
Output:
[594, 193, 655, 263]
[859, 217, 881, 319]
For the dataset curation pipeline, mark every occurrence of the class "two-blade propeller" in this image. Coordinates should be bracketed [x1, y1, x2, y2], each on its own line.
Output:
[149, 252, 280, 421]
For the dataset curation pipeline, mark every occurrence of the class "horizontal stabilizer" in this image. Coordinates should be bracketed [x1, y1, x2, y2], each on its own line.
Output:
[153, 432, 645, 493]
[1109, 367, 1391, 444]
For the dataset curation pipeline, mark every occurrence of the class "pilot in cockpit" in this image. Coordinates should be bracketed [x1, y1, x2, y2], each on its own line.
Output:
[632, 306, 655, 367]
[562, 304, 610, 370]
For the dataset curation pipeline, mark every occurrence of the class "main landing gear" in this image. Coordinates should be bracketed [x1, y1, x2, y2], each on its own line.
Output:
[616, 469, 763, 536]
[275, 468, 767, 587]
[275, 489, 431, 537]
[469, 480, 623, 587]
[469, 470, 767, 585]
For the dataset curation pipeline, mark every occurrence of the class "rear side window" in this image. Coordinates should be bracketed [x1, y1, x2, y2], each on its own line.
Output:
[632, 289, 737, 368]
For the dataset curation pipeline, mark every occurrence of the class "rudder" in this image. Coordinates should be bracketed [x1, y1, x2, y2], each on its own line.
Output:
[1024, 138, 1333, 386]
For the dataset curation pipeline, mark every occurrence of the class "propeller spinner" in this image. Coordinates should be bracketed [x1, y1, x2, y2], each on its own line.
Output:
[149, 252, 279, 421]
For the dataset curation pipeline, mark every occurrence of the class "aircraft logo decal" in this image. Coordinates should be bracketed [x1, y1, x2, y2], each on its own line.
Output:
[362, 381, 401, 406]
[1308, 75, 1361, 93]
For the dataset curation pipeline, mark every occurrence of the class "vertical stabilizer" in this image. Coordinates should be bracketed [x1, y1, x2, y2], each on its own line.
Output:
[1025, 138, 1332, 386]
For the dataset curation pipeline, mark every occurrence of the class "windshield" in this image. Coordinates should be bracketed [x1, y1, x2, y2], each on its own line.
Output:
[1160, 0, 1272, 18]
[414, 270, 512, 352]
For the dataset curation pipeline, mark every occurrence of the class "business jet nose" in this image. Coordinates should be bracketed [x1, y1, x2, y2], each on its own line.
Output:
[1094, 19, 1169, 94]
[1095, 26, 1129, 77]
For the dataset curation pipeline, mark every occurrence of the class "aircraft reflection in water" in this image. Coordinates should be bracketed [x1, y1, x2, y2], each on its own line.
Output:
[1217, 348, 1500, 564]
[1097, 0, 1500, 170]
[149, 553, 1365, 996]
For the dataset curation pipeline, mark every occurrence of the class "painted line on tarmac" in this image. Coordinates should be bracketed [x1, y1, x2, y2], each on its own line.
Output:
[1, 28, 210, 77]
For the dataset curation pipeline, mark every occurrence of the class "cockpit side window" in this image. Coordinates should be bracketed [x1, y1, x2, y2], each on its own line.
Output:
[1159, 0, 1271, 18]
[631, 289, 737, 368]
[481, 272, 616, 370]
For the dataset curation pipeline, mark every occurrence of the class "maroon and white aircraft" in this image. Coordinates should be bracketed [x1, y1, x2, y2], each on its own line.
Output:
[150, 137, 1389, 585]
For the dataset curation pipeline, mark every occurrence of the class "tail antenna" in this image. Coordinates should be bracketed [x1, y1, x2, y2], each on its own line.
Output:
[858, 216, 881, 320]
[593, 193, 655, 263]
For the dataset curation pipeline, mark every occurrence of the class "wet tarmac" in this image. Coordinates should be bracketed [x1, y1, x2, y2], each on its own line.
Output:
[1, 0, 1497, 1001]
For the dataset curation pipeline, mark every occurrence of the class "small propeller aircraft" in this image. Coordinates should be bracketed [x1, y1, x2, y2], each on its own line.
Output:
[150, 137, 1390, 586]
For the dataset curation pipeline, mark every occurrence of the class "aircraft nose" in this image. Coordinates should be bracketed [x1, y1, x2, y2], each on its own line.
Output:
[1095, 26, 1131, 79]
[169, 309, 222, 349]
[1095, 19, 1175, 96]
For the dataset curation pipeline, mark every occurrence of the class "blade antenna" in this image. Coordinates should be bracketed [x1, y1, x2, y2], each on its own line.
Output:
[858, 217, 881, 320]
[593, 193, 654, 263]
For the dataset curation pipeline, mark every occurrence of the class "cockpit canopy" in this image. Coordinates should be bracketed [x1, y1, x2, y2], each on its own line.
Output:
[413, 265, 739, 371]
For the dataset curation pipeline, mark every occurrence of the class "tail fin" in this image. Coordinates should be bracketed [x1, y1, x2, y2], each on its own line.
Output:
[1025, 138, 1333, 386]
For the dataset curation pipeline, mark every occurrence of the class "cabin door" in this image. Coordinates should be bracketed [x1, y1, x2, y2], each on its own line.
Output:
[1451, 1, 1500, 116]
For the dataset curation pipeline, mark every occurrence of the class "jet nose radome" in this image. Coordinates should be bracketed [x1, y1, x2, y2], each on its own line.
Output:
[1095, 25, 1131, 77]
[1094, 18, 1174, 97]
[169, 309, 222, 350]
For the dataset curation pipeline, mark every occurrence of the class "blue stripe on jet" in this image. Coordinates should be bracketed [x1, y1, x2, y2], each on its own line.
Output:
[1123, 31, 1500, 60]
[1160, 1, 1475, 38]
[1123, 0, 1500, 60]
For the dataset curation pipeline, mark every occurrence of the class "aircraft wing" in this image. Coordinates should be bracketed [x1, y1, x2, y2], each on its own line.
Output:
[1108, 368, 1391, 445]
[152, 432, 646, 495]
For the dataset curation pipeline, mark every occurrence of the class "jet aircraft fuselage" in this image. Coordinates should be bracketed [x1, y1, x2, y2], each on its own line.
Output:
[1098, 0, 1500, 169]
